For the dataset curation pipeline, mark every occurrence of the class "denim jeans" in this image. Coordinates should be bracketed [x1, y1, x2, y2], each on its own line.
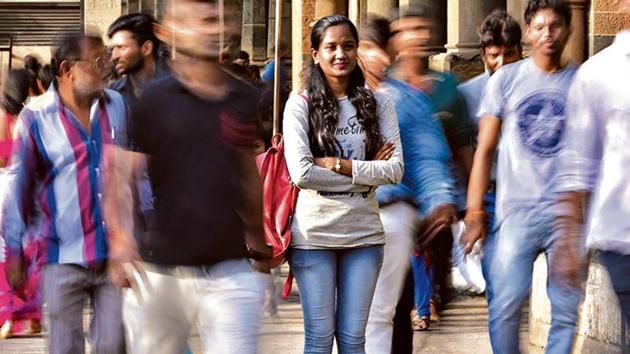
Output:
[484, 209, 582, 354]
[289, 245, 384, 354]
[411, 252, 433, 318]
[599, 251, 630, 326]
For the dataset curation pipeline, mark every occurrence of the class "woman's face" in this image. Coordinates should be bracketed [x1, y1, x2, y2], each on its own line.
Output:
[311, 24, 358, 81]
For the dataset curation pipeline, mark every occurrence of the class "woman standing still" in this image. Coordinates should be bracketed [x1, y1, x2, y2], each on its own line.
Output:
[283, 15, 403, 354]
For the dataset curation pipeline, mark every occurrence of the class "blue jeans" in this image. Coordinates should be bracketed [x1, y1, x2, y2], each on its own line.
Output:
[600, 251, 630, 326]
[289, 246, 384, 354]
[411, 253, 433, 318]
[484, 210, 582, 354]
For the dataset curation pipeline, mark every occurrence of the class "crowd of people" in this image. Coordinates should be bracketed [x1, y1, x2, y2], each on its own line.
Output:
[0, 0, 629, 353]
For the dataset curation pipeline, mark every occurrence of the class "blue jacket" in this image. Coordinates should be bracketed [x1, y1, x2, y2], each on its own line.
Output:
[376, 78, 458, 218]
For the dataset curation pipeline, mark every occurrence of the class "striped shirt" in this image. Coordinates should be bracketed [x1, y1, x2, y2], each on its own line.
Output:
[1, 85, 127, 266]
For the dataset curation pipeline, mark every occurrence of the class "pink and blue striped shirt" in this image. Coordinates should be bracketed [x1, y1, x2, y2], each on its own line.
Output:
[2, 85, 127, 266]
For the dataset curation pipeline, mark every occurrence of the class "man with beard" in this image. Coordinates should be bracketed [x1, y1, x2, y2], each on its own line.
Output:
[108, 13, 161, 233]
[108, 13, 161, 111]
[2, 33, 127, 353]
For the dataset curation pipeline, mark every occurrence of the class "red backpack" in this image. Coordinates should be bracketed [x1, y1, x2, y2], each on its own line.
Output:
[256, 133, 298, 298]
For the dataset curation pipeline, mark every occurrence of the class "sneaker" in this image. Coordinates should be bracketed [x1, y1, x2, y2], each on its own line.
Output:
[0, 320, 14, 339]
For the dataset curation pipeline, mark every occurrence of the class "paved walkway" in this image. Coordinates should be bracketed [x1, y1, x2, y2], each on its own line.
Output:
[0, 282, 541, 354]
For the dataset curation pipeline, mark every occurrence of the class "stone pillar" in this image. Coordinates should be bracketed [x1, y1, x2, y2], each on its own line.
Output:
[291, 0, 346, 90]
[429, 0, 504, 79]
[242, 0, 267, 62]
[84, 0, 123, 39]
[366, 0, 397, 18]
[590, 0, 630, 56]
[507, 0, 526, 28]
[348, 0, 367, 27]
[530, 255, 630, 353]
[563, 1, 588, 63]
[267, 0, 292, 59]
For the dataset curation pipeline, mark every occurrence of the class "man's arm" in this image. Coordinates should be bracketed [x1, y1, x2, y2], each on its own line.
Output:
[103, 145, 144, 287]
[461, 115, 502, 253]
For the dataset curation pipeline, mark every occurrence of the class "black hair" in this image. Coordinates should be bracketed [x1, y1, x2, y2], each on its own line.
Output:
[1, 69, 33, 115]
[524, 0, 572, 25]
[236, 50, 250, 60]
[390, 5, 433, 22]
[478, 9, 522, 50]
[24, 55, 42, 76]
[306, 14, 383, 158]
[51, 33, 104, 78]
[107, 13, 159, 59]
[37, 64, 55, 91]
[359, 15, 391, 51]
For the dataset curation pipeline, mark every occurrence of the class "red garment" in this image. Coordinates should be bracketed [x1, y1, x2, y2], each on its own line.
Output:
[0, 112, 17, 160]
[0, 238, 44, 326]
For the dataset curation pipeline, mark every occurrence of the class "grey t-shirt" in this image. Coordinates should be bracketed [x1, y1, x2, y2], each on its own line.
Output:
[283, 91, 403, 249]
[478, 58, 577, 226]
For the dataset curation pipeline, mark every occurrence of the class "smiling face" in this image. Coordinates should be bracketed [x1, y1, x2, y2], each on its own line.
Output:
[526, 7, 571, 58]
[311, 24, 358, 82]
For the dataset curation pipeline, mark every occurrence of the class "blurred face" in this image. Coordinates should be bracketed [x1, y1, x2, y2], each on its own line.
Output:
[526, 8, 571, 58]
[70, 40, 108, 100]
[163, 0, 235, 60]
[110, 30, 144, 75]
[482, 44, 522, 74]
[389, 16, 432, 58]
[311, 24, 358, 81]
[358, 40, 390, 84]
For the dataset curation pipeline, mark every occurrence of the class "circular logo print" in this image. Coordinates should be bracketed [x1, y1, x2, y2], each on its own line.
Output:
[514, 91, 566, 157]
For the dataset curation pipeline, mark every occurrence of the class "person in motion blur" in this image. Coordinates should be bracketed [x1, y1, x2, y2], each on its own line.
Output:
[0, 69, 44, 340]
[2, 33, 127, 353]
[283, 14, 403, 354]
[104, 1, 272, 353]
[553, 0, 630, 330]
[361, 8, 459, 353]
[462, 1, 583, 353]
[457, 8, 523, 300]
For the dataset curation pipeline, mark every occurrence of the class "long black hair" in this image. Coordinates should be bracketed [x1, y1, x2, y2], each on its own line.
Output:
[305, 15, 383, 158]
[1, 69, 32, 115]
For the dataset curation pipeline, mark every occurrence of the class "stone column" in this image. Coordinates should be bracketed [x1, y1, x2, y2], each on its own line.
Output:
[267, 0, 292, 59]
[242, 0, 267, 62]
[429, 0, 504, 79]
[563, 0, 588, 63]
[84, 0, 122, 39]
[366, 0, 397, 18]
[291, 0, 346, 90]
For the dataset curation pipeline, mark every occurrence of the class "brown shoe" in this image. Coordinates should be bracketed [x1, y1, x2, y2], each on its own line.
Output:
[22, 320, 42, 335]
[411, 314, 431, 331]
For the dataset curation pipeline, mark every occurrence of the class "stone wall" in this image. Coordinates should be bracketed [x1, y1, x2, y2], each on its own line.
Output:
[84, 0, 122, 40]
[590, 0, 630, 55]
[530, 255, 630, 353]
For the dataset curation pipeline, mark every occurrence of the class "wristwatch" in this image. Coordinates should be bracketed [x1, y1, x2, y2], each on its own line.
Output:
[334, 158, 342, 173]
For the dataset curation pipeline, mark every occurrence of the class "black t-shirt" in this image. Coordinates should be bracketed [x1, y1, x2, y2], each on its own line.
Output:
[130, 73, 260, 266]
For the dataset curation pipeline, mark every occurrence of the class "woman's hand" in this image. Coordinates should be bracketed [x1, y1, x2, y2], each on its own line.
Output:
[372, 142, 395, 161]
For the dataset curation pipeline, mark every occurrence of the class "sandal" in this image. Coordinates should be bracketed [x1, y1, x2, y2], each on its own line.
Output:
[0, 320, 14, 339]
[411, 314, 431, 331]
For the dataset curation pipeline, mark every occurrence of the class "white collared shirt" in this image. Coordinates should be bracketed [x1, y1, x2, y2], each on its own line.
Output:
[556, 30, 630, 255]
